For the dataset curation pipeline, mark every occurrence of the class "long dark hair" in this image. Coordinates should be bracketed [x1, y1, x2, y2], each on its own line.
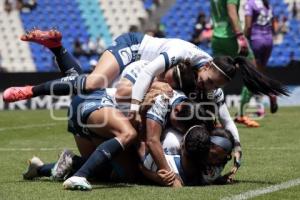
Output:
[262, 0, 269, 9]
[173, 59, 198, 95]
[213, 56, 289, 96]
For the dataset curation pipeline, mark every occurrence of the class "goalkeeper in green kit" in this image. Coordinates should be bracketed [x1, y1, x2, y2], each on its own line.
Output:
[210, 0, 261, 128]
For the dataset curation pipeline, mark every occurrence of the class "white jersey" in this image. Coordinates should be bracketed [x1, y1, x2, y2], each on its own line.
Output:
[162, 128, 183, 155]
[139, 35, 213, 69]
[143, 154, 184, 180]
[143, 129, 185, 182]
[146, 90, 187, 126]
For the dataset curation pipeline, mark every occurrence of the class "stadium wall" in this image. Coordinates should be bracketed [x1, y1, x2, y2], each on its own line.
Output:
[1, 65, 300, 110]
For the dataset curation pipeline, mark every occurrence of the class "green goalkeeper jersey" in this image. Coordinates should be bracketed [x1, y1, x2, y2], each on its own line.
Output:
[210, 0, 240, 38]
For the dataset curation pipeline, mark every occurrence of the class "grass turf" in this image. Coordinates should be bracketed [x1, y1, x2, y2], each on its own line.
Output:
[0, 107, 299, 200]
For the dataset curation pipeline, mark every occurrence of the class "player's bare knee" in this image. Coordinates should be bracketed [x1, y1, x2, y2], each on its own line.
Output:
[118, 128, 137, 147]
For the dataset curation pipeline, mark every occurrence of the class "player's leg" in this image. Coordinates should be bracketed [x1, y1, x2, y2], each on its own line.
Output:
[84, 50, 120, 91]
[63, 107, 137, 190]
[21, 28, 83, 76]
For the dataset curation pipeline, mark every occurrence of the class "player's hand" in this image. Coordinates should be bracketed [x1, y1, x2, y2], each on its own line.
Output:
[233, 148, 242, 169]
[140, 89, 162, 115]
[226, 146, 242, 183]
[172, 176, 183, 188]
[157, 169, 176, 186]
[236, 33, 249, 57]
[150, 82, 173, 98]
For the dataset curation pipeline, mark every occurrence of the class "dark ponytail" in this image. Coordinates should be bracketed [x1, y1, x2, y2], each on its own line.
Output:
[214, 56, 289, 96]
[234, 57, 289, 96]
[262, 0, 269, 9]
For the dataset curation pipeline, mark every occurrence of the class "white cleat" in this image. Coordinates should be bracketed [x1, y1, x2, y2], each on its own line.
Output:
[23, 156, 44, 180]
[63, 176, 92, 191]
[51, 149, 74, 181]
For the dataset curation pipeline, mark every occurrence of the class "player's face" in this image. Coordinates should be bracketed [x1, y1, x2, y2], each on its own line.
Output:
[169, 103, 187, 133]
[197, 64, 228, 91]
[206, 144, 229, 166]
[163, 68, 177, 88]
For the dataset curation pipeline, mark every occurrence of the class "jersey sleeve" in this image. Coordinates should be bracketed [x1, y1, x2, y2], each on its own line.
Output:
[121, 60, 149, 83]
[131, 55, 166, 102]
[212, 88, 225, 106]
[160, 48, 184, 71]
[146, 94, 170, 126]
[218, 103, 240, 143]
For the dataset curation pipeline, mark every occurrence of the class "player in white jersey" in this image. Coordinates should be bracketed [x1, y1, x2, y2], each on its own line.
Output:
[140, 125, 210, 186]
[4, 29, 208, 102]
[140, 125, 235, 186]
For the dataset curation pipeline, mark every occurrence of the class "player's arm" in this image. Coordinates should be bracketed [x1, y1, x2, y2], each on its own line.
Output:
[146, 118, 172, 171]
[139, 165, 175, 186]
[131, 54, 167, 109]
[227, 2, 241, 34]
[227, 1, 249, 56]
[218, 103, 242, 180]
[130, 48, 184, 110]
[218, 103, 240, 145]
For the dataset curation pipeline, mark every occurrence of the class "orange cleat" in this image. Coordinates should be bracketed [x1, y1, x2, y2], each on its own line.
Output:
[234, 116, 260, 128]
[20, 28, 62, 48]
[3, 86, 33, 102]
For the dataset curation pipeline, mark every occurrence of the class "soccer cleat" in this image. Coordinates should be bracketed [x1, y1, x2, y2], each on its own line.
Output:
[63, 176, 92, 191]
[20, 28, 62, 48]
[234, 116, 260, 128]
[51, 149, 74, 181]
[3, 86, 33, 102]
[269, 95, 278, 114]
[23, 156, 44, 180]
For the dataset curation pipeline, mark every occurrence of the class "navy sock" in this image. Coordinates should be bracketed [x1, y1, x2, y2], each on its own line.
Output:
[32, 79, 73, 96]
[50, 46, 83, 76]
[72, 155, 87, 172]
[74, 138, 124, 178]
[37, 163, 55, 177]
[32, 74, 87, 96]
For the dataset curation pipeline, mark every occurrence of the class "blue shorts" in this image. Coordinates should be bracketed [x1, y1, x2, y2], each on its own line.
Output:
[67, 89, 115, 139]
[107, 32, 144, 72]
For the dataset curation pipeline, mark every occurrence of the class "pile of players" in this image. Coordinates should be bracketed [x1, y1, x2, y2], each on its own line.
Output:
[3, 0, 288, 189]
[3, 27, 287, 190]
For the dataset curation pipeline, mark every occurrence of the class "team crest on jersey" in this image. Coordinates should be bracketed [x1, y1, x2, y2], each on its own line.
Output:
[119, 47, 132, 65]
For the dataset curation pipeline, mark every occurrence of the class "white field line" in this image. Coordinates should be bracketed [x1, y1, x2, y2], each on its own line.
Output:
[0, 147, 76, 151]
[0, 122, 65, 132]
[222, 178, 300, 200]
[244, 147, 300, 150]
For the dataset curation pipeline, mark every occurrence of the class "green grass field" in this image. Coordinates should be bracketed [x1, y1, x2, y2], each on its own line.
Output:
[0, 107, 300, 200]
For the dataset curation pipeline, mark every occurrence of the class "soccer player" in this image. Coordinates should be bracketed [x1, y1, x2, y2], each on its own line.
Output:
[210, 0, 261, 127]
[140, 126, 236, 185]
[244, 0, 278, 114]
[3, 28, 210, 102]
[140, 125, 210, 186]
[3, 29, 287, 109]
